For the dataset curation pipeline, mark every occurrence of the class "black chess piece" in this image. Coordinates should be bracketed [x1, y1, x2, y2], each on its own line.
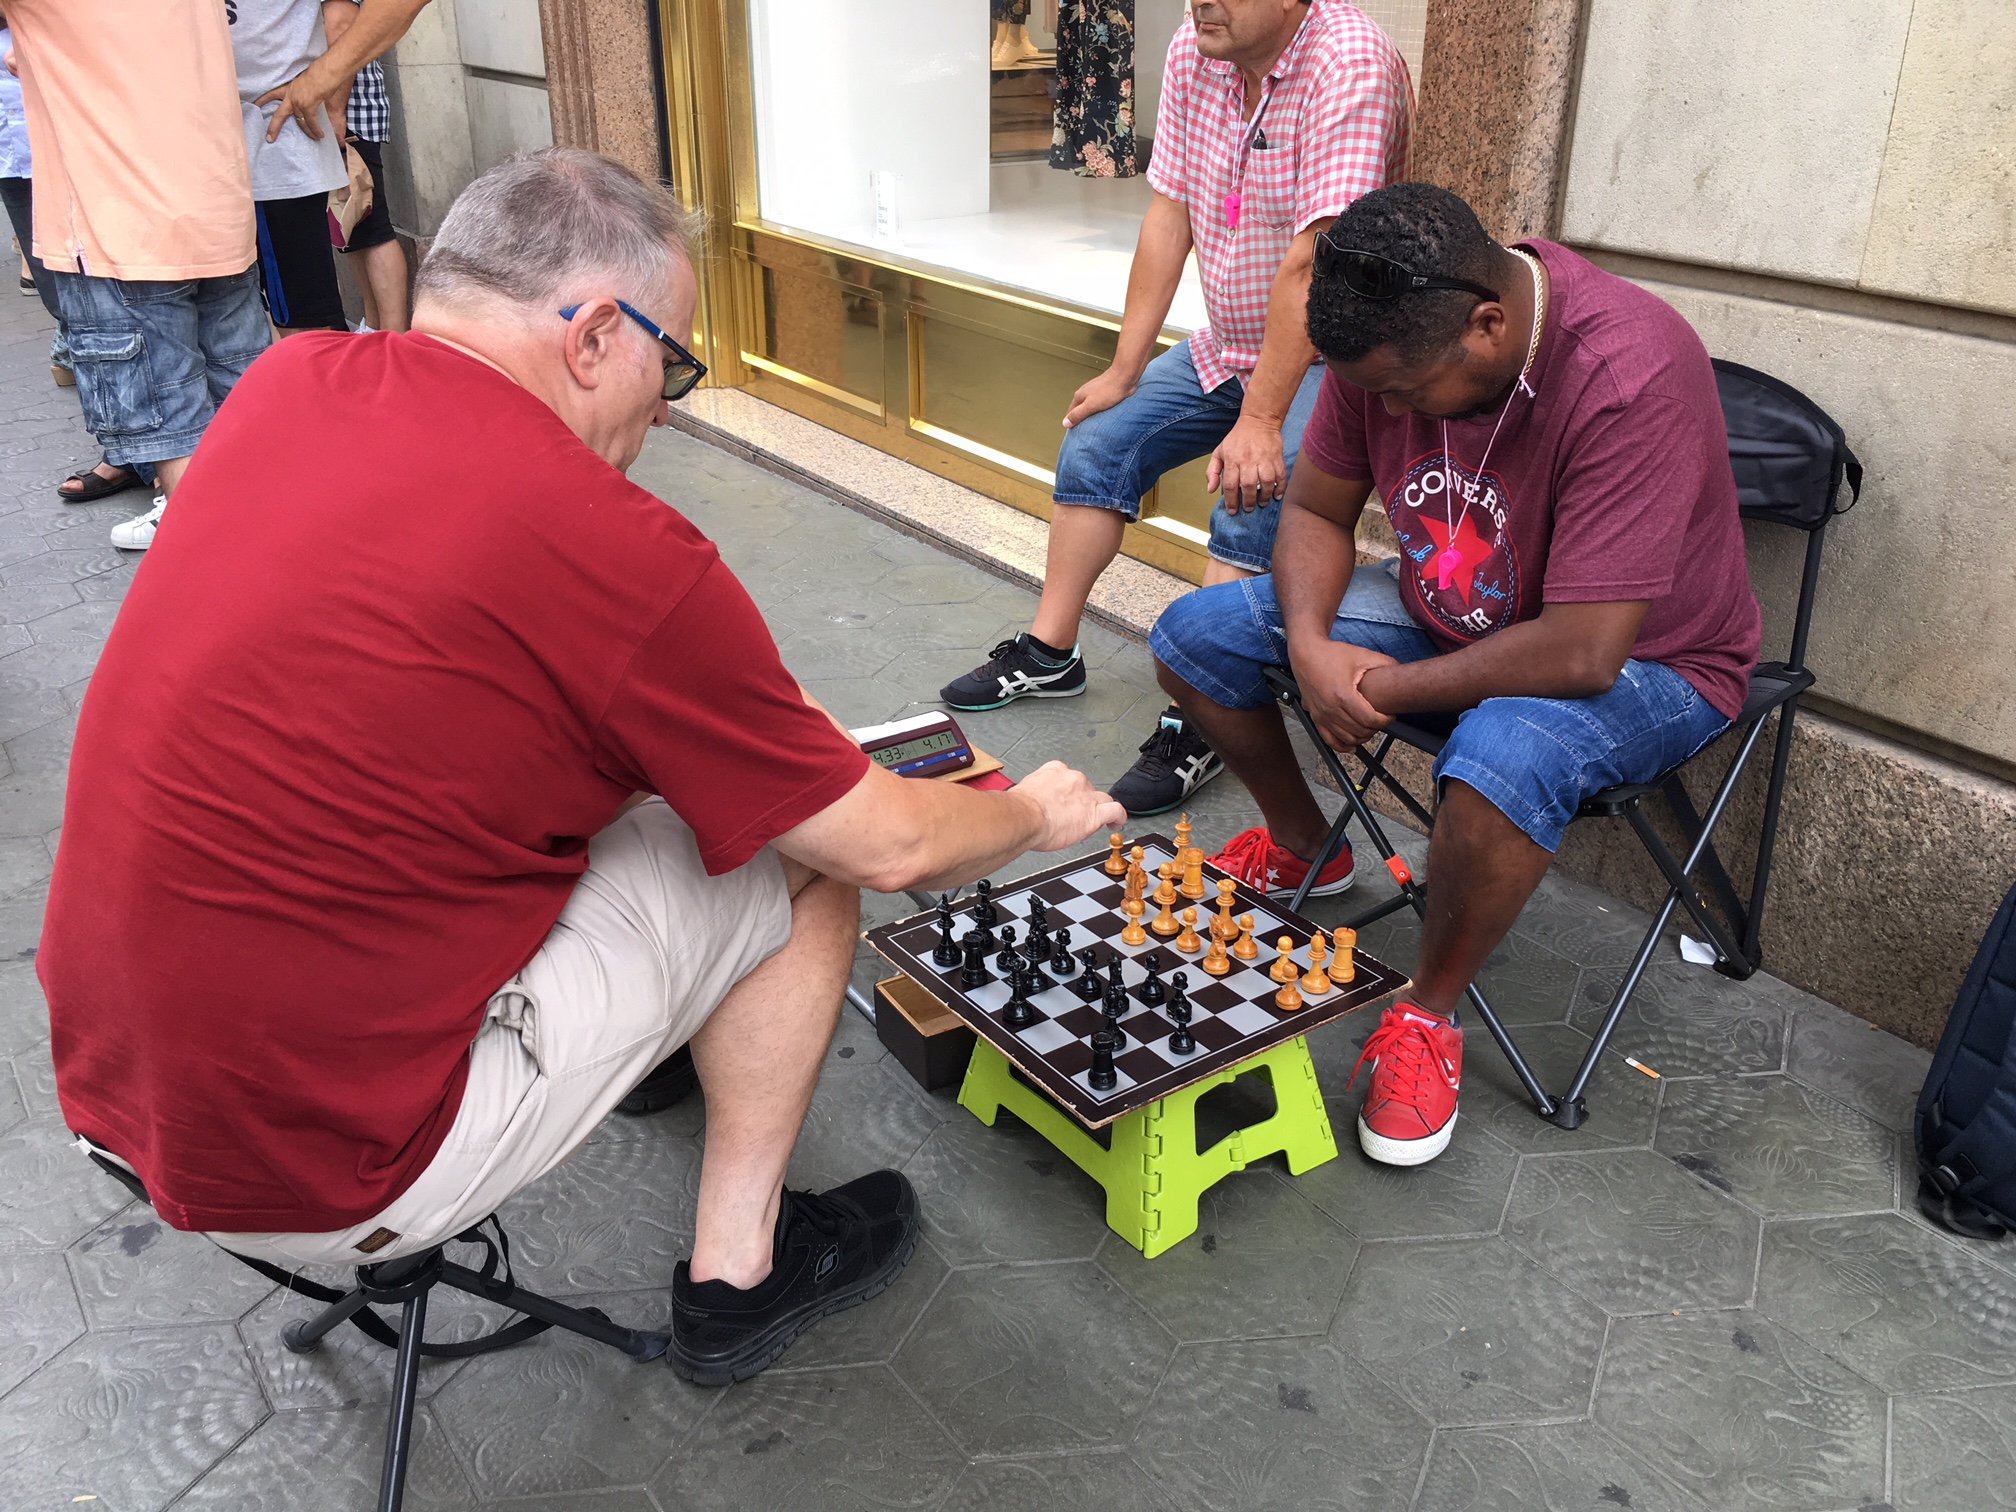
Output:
[1088, 1028, 1118, 1090]
[932, 895, 961, 968]
[1137, 950, 1167, 1006]
[1002, 967, 1036, 1029]
[959, 930, 993, 989]
[1107, 952, 1127, 998]
[973, 878, 998, 930]
[1028, 897, 1049, 938]
[1050, 925, 1075, 977]
[1167, 972, 1195, 1054]
[993, 925, 1019, 972]
[1025, 919, 1049, 970]
[1102, 979, 1129, 1045]
[1072, 946, 1104, 1003]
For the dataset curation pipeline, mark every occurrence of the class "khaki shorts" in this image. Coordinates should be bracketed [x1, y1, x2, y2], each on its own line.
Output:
[209, 799, 792, 1267]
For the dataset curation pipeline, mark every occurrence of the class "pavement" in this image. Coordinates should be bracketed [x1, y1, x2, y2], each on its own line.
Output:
[0, 287, 2012, 1512]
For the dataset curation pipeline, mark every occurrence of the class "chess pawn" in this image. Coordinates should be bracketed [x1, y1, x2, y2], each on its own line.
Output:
[1105, 832, 1127, 876]
[1072, 946, 1104, 1002]
[1179, 846, 1207, 902]
[1167, 973, 1196, 1055]
[1230, 914, 1258, 960]
[1275, 970, 1305, 1013]
[1050, 925, 1075, 977]
[1150, 864, 1182, 937]
[1202, 933, 1232, 976]
[973, 877, 997, 929]
[1335, 926, 1357, 984]
[1213, 877, 1240, 942]
[1121, 896, 1149, 946]
[1269, 936, 1299, 984]
[993, 925, 1019, 971]
[1302, 930, 1334, 995]
[1174, 906, 1202, 954]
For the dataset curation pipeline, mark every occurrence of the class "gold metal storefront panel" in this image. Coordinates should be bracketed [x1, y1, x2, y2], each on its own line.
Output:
[661, 0, 1214, 584]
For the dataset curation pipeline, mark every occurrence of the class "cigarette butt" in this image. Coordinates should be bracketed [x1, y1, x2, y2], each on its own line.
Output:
[1625, 1056, 1661, 1080]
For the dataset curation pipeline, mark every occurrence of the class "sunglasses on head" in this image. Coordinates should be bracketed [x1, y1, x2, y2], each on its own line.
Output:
[558, 298, 708, 401]
[1313, 233, 1499, 304]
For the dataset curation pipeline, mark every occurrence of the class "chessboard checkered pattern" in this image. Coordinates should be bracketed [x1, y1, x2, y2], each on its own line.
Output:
[867, 835, 1408, 1128]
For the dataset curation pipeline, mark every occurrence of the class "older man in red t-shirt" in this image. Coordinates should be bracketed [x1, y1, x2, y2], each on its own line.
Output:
[1151, 182, 1759, 1168]
[40, 149, 1123, 1386]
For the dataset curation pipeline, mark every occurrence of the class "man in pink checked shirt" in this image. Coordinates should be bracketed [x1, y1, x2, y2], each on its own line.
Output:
[942, 0, 1411, 822]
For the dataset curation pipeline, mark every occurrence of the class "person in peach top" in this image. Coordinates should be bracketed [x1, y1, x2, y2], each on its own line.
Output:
[3, 0, 270, 550]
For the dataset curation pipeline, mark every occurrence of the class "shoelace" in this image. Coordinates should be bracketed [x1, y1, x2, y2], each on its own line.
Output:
[976, 638, 1024, 676]
[784, 1187, 854, 1238]
[1212, 827, 1279, 888]
[1131, 722, 1186, 777]
[1347, 1016, 1438, 1104]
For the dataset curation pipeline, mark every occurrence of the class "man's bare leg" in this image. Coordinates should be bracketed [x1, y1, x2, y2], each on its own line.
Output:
[358, 238, 411, 333]
[1409, 780, 1552, 1016]
[1157, 659, 1331, 852]
[1029, 504, 1127, 650]
[685, 857, 856, 1288]
[153, 455, 191, 498]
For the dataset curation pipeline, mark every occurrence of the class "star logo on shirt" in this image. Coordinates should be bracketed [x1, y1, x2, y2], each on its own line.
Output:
[1420, 512, 1494, 608]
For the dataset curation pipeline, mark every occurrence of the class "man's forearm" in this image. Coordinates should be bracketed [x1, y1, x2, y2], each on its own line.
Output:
[1274, 502, 1359, 649]
[1109, 199, 1193, 380]
[1238, 233, 1319, 426]
[1360, 619, 1618, 714]
[298, 0, 428, 98]
[322, 0, 358, 127]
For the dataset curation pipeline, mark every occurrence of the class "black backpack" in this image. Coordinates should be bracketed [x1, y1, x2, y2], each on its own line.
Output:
[1916, 880, 2016, 1241]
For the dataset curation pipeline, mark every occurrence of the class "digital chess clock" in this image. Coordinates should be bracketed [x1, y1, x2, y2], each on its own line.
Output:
[853, 711, 977, 778]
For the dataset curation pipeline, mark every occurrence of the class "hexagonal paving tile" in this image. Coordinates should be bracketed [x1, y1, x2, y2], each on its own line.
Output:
[430, 1289, 712, 1500]
[1467, 928, 1585, 1027]
[0, 955, 48, 1057]
[1784, 997, 1931, 1133]
[1133, 1335, 1432, 1508]
[0, 1249, 84, 1396]
[1654, 1073, 1898, 1217]
[0, 1324, 269, 1511]
[942, 1452, 1181, 1511]
[1331, 1233, 1609, 1426]
[1415, 1420, 1706, 1512]
[1502, 1148, 1762, 1314]
[174, 1404, 473, 1510]
[1891, 1382, 2016, 1512]
[9, 1036, 58, 1116]
[892, 1262, 1174, 1456]
[1453, 1023, 1666, 1156]
[0, 1115, 133, 1253]
[491, 1136, 705, 1295]
[1571, 959, 1791, 1079]
[1755, 1213, 2016, 1392]
[1594, 1312, 1887, 1511]
[1296, 1116, 1520, 1241]
[1504, 872, 1663, 970]
[653, 1364, 963, 1511]
[772, 1237, 948, 1373]
[68, 1207, 276, 1328]
[1095, 1171, 1357, 1343]
[900, 1115, 1111, 1266]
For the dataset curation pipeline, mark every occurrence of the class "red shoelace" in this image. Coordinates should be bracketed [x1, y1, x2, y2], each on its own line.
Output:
[1211, 827, 1279, 889]
[1347, 1014, 1438, 1104]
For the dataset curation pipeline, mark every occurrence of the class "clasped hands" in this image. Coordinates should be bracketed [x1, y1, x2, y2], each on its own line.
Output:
[1290, 638, 1398, 752]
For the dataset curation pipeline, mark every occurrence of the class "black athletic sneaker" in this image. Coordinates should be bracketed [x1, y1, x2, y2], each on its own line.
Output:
[669, 1170, 921, 1385]
[615, 1045, 698, 1116]
[940, 634, 1086, 711]
[1108, 707, 1226, 816]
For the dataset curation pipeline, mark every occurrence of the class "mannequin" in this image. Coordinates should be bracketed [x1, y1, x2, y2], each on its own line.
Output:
[991, 0, 1040, 67]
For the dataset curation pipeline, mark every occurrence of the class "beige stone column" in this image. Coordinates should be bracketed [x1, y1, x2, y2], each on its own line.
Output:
[539, 0, 664, 181]
[1410, 0, 1585, 239]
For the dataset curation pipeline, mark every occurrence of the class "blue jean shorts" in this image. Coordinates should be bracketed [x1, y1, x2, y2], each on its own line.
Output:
[1150, 563, 1732, 852]
[1053, 338, 1326, 572]
[52, 266, 271, 468]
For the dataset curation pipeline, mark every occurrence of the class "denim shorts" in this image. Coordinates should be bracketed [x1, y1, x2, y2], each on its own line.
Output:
[51, 267, 271, 468]
[1053, 337, 1327, 572]
[1149, 563, 1732, 852]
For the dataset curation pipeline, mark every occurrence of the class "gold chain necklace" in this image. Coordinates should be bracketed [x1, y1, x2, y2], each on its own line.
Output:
[1510, 246, 1546, 383]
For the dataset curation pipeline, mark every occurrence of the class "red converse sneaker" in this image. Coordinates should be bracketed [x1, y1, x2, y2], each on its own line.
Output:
[1208, 826, 1356, 899]
[1348, 1003, 1463, 1166]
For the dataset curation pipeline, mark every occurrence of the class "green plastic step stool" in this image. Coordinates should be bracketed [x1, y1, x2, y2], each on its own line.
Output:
[957, 1034, 1339, 1259]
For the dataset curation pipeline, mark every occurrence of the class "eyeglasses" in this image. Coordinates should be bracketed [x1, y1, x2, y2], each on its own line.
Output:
[557, 298, 708, 401]
[1313, 234, 1499, 304]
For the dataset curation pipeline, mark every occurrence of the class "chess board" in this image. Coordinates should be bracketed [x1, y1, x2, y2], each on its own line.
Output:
[866, 833, 1409, 1128]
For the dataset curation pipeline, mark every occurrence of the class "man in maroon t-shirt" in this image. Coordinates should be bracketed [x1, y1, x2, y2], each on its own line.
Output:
[1150, 182, 1759, 1167]
[40, 150, 1124, 1386]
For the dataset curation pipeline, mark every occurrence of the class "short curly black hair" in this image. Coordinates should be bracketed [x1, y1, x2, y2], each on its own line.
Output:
[1306, 183, 1498, 365]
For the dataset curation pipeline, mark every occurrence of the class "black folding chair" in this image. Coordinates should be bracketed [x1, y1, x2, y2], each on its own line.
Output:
[80, 1145, 670, 1512]
[1269, 360, 1862, 1129]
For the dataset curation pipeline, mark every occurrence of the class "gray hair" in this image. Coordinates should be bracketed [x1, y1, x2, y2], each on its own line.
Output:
[415, 148, 700, 311]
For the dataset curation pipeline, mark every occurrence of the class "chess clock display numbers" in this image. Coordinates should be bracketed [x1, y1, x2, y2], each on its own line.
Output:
[854, 711, 977, 779]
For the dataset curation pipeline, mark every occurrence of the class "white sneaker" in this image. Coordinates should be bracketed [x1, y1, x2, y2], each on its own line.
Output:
[110, 494, 167, 551]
